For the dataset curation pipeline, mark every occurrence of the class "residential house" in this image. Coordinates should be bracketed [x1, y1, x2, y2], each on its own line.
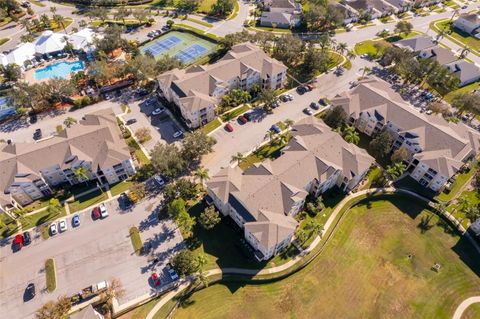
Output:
[445, 60, 480, 86]
[334, 3, 360, 24]
[207, 117, 374, 261]
[341, 0, 396, 20]
[260, 0, 302, 28]
[453, 13, 480, 37]
[0, 109, 136, 212]
[69, 305, 104, 319]
[157, 43, 287, 129]
[393, 35, 437, 53]
[418, 46, 458, 66]
[331, 77, 480, 192]
[382, 0, 411, 13]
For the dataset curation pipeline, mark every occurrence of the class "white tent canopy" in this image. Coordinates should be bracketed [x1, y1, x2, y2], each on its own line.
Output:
[69, 28, 97, 52]
[2, 42, 36, 67]
[34, 30, 68, 55]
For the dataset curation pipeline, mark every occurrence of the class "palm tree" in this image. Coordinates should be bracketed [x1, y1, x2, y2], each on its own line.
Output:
[63, 117, 77, 128]
[457, 196, 469, 211]
[74, 166, 89, 185]
[336, 42, 348, 55]
[230, 152, 244, 165]
[265, 130, 276, 142]
[360, 66, 371, 79]
[384, 162, 406, 181]
[347, 50, 356, 61]
[305, 219, 324, 238]
[465, 206, 479, 222]
[194, 167, 209, 184]
[20, 19, 32, 34]
[50, 6, 57, 15]
[343, 126, 360, 144]
[284, 118, 294, 129]
[460, 46, 470, 59]
[40, 14, 50, 29]
[53, 14, 66, 33]
[79, 20, 87, 29]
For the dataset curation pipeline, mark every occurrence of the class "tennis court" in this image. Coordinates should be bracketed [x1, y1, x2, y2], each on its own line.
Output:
[139, 31, 217, 65]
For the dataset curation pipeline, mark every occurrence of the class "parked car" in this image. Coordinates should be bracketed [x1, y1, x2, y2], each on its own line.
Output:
[303, 108, 313, 115]
[23, 231, 31, 246]
[13, 234, 23, 252]
[162, 25, 170, 31]
[126, 119, 137, 125]
[305, 84, 314, 91]
[58, 219, 68, 232]
[167, 265, 179, 281]
[49, 223, 58, 235]
[270, 124, 281, 134]
[296, 86, 306, 95]
[271, 100, 280, 108]
[225, 123, 234, 132]
[238, 115, 247, 124]
[119, 192, 133, 209]
[310, 102, 319, 110]
[72, 214, 80, 227]
[243, 112, 252, 121]
[319, 98, 328, 106]
[280, 93, 293, 101]
[28, 112, 37, 124]
[33, 129, 42, 140]
[151, 107, 165, 115]
[99, 203, 109, 218]
[150, 273, 161, 287]
[173, 130, 183, 138]
[24, 283, 36, 301]
[154, 175, 165, 188]
[92, 207, 101, 220]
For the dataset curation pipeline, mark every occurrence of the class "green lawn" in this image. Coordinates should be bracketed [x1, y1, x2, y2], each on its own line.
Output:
[118, 298, 161, 319]
[126, 136, 150, 166]
[45, 258, 56, 292]
[169, 195, 480, 319]
[354, 39, 391, 58]
[360, 166, 384, 190]
[130, 226, 143, 256]
[110, 180, 135, 197]
[24, 197, 51, 212]
[0, 38, 9, 45]
[436, 165, 477, 202]
[201, 118, 222, 135]
[0, 213, 19, 239]
[447, 190, 480, 229]
[185, 17, 213, 27]
[433, 20, 480, 53]
[68, 190, 108, 213]
[220, 104, 250, 121]
[21, 207, 67, 229]
[443, 81, 480, 103]
[198, 0, 216, 12]
[238, 140, 285, 170]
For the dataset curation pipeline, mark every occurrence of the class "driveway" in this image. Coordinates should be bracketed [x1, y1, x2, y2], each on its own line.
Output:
[0, 195, 184, 319]
[202, 58, 374, 176]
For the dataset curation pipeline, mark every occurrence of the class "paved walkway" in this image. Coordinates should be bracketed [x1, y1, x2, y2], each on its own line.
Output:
[452, 296, 480, 319]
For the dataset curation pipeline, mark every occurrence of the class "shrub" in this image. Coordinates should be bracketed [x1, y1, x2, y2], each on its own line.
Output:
[73, 99, 83, 109]
[82, 96, 91, 106]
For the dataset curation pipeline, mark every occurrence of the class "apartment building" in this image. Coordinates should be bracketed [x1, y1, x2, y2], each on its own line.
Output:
[206, 117, 374, 261]
[157, 43, 287, 129]
[0, 109, 135, 211]
[331, 77, 480, 191]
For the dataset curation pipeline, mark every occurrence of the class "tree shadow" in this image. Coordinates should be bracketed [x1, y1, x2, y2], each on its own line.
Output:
[451, 234, 480, 277]
[417, 215, 434, 234]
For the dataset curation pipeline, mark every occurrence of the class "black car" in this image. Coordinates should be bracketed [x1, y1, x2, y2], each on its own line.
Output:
[310, 102, 319, 110]
[296, 86, 306, 95]
[319, 98, 328, 106]
[29, 112, 37, 124]
[243, 112, 252, 121]
[33, 129, 42, 140]
[24, 283, 35, 300]
[126, 118, 137, 125]
[23, 231, 31, 246]
[119, 192, 133, 209]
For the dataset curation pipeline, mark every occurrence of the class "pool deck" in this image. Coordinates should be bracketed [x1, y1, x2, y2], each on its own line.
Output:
[24, 57, 84, 84]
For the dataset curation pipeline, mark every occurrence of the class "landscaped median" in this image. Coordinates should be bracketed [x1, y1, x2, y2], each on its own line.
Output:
[129, 226, 143, 256]
[45, 258, 56, 293]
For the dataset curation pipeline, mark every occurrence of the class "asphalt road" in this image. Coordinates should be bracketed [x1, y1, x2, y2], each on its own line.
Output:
[0, 195, 184, 319]
[201, 58, 374, 176]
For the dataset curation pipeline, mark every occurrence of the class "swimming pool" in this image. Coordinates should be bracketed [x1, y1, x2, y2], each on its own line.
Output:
[34, 60, 85, 81]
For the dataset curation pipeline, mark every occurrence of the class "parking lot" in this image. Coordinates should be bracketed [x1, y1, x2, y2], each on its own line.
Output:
[0, 195, 184, 319]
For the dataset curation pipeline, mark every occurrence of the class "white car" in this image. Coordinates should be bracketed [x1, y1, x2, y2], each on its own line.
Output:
[58, 219, 68, 232]
[167, 267, 179, 281]
[49, 223, 57, 236]
[99, 203, 109, 218]
[173, 130, 183, 138]
[151, 107, 165, 116]
[154, 175, 165, 188]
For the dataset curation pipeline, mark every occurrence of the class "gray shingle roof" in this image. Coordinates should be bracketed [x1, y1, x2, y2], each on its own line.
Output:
[394, 35, 437, 52]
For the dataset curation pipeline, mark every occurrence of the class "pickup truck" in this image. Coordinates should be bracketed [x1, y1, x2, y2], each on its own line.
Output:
[80, 280, 109, 299]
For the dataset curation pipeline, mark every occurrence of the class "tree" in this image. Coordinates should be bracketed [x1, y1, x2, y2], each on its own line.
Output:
[48, 198, 62, 215]
[164, 178, 199, 204]
[53, 14, 66, 33]
[1, 63, 21, 82]
[258, 88, 277, 113]
[391, 147, 408, 163]
[323, 105, 346, 129]
[296, 229, 308, 244]
[35, 295, 72, 319]
[230, 152, 244, 165]
[104, 278, 126, 305]
[302, 44, 331, 77]
[181, 131, 216, 163]
[175, 0, 201, 12]
[114, 7, 130, 25]
[359, 66, 371, 79]
[194, 167, 209, 184]
[195, 253, 209, 287]
[394, 20, 413, 36]
[465, 205, 479, 222]
[94, 25, 128, 55]
[74, 166, 89, 183]
[343, 125, 360, 144]
[460, 45, 471, 59]
[156, 55, 182, 73]
[451, 93, 480, 116]
[129, 183, 146, 202]
[272, 34, 305, 66]
[168, 198, 187, 219]
[199, 206, 221, 230]
[305, 219, 323, 238]
[132, 9, 150, 24]
[135, 128, 151, 144]
[63, 117, 77, 128]
[210, 0, 235, 16]
[428, 101, 450, 115]
[369, 131, 393, 160]
[384, 162, 406, 181]
[150, 143, 185, 178]
[171, 249, 197, 276]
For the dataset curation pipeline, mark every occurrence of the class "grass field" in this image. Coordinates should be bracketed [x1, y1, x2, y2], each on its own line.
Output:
[129, 226, 143, 256]
[201, 118, 222, 134]
[45, 258, 56, 292]
[110, 180, 135, 197]
[354, 39, 391, 58]
[21, 207, 66, 229]
[198, 0, 216, 12]
[436, 166, 477, 202]
[68, 190, 108, 213]
[447, 190, 480, 229]
[434, 20, 480, 53]
[169, 196, 480, 319]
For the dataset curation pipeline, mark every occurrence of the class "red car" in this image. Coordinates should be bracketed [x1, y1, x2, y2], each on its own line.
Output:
[151, 272, 160, 287]
[225, 123, 233, 132]
[13, 234, 23, 252]
[237, 115, 247, 124]
[92, 207, 101, 220]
